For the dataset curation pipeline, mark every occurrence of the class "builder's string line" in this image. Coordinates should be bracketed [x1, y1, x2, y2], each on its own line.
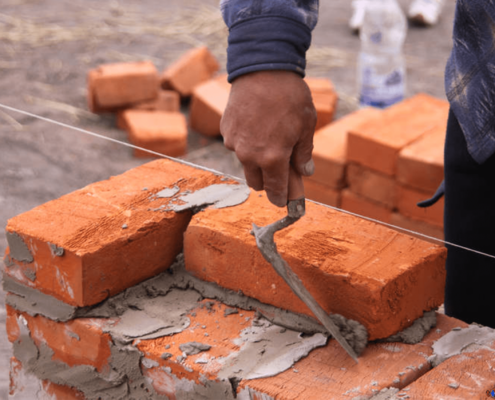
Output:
[1, 102, 494, 261]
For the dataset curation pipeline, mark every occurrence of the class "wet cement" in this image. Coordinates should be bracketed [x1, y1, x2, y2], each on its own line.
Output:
[429, 324, 495, 367]
[157, 183, 251, 212]
[5, 232, 33, 263]
[383, 310, 437, 344]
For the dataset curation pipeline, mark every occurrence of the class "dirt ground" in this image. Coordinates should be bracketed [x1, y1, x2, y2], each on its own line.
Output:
[0, 0, 456, 398]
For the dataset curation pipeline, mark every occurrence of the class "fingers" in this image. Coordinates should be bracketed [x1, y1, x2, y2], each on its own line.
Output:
[261, 160, 290, 207]
[242, 163, 263, 191]
[292, 106, 317, 177]
[288, 165, 305, 200]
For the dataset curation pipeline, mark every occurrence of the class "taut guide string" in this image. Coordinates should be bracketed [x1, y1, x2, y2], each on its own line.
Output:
[1, 102, 494, 261]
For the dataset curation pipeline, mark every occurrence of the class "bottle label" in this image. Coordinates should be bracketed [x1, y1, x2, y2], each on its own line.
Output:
[359, 66, 405, 108]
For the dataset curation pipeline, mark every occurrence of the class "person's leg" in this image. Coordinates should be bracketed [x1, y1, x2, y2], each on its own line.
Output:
[443, 109, 495, 328]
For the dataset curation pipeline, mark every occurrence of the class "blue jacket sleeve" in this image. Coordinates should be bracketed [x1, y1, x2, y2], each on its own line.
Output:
[220, 0, 319, 82]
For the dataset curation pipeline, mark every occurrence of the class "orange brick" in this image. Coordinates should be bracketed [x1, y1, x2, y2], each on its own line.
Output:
[184, 190, 447, 340]
[161, 46, 220, 97]
[397, 184, 444, 228]
[303, 178, 341, 207]
[241, 313, 468, 399]
[7, 305, 112, 373]
[189, 78, 230, 137]
[348, 94, 449, 176]
[305, 77, 339, 130]
[346, 162, 397, 208]
[116, 90, 181, 130]
[398, 122, 447, 193]
[4, 158, 231, 306]
[311, 107, 382, 189]
[87, 61, 159, 113]
[391, 212, 444, 244]
[341, 188, 393, 224]
[121, 110, 188, 158]
[400, 338, 495, 399]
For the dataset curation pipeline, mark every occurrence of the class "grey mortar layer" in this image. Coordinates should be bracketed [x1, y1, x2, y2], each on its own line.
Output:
[159, 183, 251, 212]
[6, 231, 33, 263]
[429, 324, 495, 367]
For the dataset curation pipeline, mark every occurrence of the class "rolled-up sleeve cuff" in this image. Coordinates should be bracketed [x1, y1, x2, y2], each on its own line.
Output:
[226, 16, 312, 83]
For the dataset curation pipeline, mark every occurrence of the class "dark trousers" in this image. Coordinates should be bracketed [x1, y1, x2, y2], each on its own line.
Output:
[444, 109, 495, 328]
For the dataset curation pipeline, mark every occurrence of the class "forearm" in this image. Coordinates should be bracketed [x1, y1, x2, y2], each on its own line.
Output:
[220, 0, 319, 82]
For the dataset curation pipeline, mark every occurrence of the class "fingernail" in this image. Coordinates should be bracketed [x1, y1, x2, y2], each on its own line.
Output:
[302, 159, 315, 176]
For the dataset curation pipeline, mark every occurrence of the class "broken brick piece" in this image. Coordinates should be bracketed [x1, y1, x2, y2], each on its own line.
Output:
[305, 77, 339, 130]
[347, 94, 449, 176]
[161, 46, 220, 97]
[391, 213, 444, 243]
[397, 184, 444, 228]
[303, 178, 341, 207]
[189, 78, 230, 137]
[87, 61, 159, 113]
[311, 107, 382, 189]
[121, 110, 188, 158]
[184, 190, 447, 340]
[397, 122, 447, 193]
[4, 158, 232, 306]
[346, 162, 397, 209]
[341, 188, 393, 224]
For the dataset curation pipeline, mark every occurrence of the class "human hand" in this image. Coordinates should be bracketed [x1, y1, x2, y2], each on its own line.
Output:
[220, 71, 317, 207]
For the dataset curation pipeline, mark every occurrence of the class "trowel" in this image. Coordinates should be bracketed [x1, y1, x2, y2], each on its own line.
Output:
[251, 167, 360, 363]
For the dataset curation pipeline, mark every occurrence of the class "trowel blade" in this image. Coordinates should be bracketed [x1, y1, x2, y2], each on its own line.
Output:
[251, 199, 359, 363]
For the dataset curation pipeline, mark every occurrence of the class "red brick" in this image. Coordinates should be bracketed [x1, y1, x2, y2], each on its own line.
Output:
[303, 178, 341, 207]
[347, 94, 449, 176]
[346, 162, 397, 208]
[397, 184, 444, 228]
[184, 190, 447, 340]
[189, 78, 230, 137]
[305, 77, 339, 130]
[391, 213, 444, 244]
[398, 121, 447, 193]
[240, 313, 468, 399]
[6, 305, 113, 373]
[311, 107, 382, 189]
[121, 110, 188, 158]
[116, 90, 181, 130]
[4, 158, 231, 307]
[87, 61, 159, 113]
[401, 338, 495, 399]
[161, 46, 220, 97]
[341, 188, 393, 224]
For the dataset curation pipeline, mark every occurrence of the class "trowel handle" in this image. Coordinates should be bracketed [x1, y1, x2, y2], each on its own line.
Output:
[288, 164, 305, 201]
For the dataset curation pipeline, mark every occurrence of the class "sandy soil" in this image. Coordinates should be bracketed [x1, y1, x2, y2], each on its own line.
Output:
[0, 0, 455, 398]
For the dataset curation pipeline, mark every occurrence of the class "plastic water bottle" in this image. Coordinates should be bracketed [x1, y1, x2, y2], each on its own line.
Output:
[357, 0, 407, 108]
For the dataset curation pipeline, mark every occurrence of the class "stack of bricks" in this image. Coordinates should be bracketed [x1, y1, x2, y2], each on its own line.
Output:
[305, 93, 448, 241]
[4, 156, 495, 399]
[87, 46, 339, 158]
